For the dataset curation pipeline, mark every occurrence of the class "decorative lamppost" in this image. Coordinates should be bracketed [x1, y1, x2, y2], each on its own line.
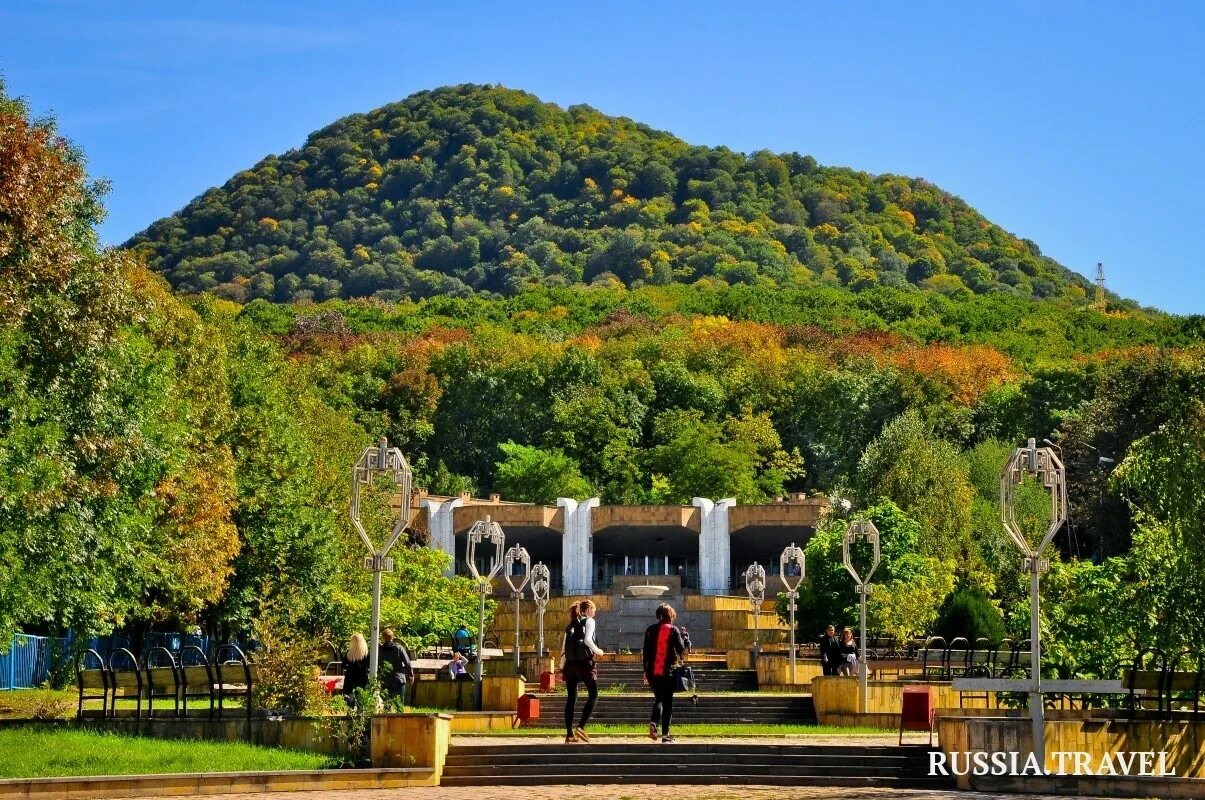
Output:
[744, 562, 766, 662]
[531, 562, 551, 659]
[1001, 437, 1067, 764]
[842, 517, 881, 714]
[349, 438, 413, 679]
[779, 544, 805, 684]
[504, 544, 531, 672]
[466, 516, 506, 710]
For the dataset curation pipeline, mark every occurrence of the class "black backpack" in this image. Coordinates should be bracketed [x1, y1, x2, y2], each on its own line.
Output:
[566, 617, 592, 661]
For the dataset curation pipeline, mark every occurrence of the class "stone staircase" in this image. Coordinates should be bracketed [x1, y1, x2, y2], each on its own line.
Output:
[543, 662, 757, 692]
[441, 742, 951, 787]
[590, 593, 713, 649]
[524, 693, 815, 727]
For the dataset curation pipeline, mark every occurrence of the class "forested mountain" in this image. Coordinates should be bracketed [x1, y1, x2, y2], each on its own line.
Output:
[128, 84, 1103, 305]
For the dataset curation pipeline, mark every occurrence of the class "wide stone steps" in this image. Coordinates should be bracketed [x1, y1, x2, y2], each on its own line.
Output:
[441, 743, 949, 787]
[552, 665, 757, 692]
[524, 693, 815, 726]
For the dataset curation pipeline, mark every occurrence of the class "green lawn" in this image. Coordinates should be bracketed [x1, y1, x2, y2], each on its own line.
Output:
[0, 688, 243, 720]
[0, 727, 333, 778]
[480, 723, 894, 736]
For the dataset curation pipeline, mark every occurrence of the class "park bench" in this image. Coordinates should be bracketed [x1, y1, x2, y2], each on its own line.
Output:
[178, 645, 217, 717]
[144, 646, 180, 716]
[1124, 647, 1203, 717]
[76, 649, 109, 718]
[108, 648, 143, 718]
[75, 643, 257, 719]
[215, 643, 259, 720]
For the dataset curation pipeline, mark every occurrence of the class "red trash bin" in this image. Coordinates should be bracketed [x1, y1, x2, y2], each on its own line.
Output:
[516, 692, 540, 727]
[900, 684, 935, 745]
[540, 670, 556, 692]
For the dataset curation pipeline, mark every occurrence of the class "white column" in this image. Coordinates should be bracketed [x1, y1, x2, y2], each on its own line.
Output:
[693, 497, 736, 595]
[422, 496, 463, 578]
[557, 497, 600, 595]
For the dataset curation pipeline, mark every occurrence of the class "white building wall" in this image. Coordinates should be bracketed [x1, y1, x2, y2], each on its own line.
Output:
[558, 496, 600, 595]
[422, 496, 463, 577]
[693, 497, 736, 595]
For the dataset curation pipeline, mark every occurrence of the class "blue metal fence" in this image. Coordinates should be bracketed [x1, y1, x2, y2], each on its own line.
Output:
[0, 634, 69, 691]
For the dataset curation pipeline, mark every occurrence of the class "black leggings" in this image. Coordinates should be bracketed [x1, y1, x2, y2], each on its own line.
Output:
[650, 677, 676, 737]
[565, 674, 598, 736]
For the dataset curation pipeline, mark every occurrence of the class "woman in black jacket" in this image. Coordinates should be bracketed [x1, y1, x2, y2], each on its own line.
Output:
[642, 603, 687, 743]
[341, 632, 370, 706]
[837, 627, 859, 676]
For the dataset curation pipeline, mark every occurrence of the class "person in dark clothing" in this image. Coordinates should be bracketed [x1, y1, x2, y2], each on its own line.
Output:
[838, 627, 859, 676]
[341, 632, 370, 707]
[642, 603, 687, 744]
[561, 600, 605, 743]
[818, 624, 841, 676]
[378, 628, 414, 708]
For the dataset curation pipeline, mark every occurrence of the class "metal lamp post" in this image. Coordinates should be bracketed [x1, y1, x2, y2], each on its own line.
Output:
[466, 516, 506, 711]
[349, 438, 413, 680]
[779, 544, 805, 684]
[531, 562, 551, 659]
[1001, 437, 1067, 765]
[842, 518, 881, 714]
[744, 562, 766, 662]
[503, 544, 531, 672]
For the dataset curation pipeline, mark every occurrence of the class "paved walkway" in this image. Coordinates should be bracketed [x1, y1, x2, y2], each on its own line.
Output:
[125, 787, 1119, 800]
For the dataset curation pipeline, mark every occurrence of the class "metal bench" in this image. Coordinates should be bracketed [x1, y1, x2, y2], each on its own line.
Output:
[107, 648, 143, 718]
[215, 643, 258, 719]
[76, 649, 109, 718]
[144, 646, 180, 717]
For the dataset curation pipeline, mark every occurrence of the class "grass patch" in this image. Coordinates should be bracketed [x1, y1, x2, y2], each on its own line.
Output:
[0, 688, 243, 720]
[0, 726, 333, 778]
[474, 723, 894, 736]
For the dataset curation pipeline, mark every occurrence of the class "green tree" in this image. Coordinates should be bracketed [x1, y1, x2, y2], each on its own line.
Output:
[494, 441, 594, 504]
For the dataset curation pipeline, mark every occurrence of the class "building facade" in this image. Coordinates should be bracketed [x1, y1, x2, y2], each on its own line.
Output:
[412, 491, 827, 597]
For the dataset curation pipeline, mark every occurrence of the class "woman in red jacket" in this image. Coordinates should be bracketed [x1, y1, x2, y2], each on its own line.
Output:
[642, 603, 688, 743]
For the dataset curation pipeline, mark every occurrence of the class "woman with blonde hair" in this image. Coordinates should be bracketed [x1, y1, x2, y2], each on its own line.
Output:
[342, 632, 370, 706]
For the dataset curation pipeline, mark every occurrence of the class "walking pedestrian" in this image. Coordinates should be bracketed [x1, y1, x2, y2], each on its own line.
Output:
[378, 628, 414, 709]
[642, 603, 688, 744]
[561, 600, 604, 743]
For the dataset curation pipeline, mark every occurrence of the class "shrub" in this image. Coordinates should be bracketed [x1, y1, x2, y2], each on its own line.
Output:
[934, 587, 1005, 644]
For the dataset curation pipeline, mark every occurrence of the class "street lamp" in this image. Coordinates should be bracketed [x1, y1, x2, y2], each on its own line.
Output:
[349, 438, 413, 680]
[1001, 437, 1067, 765]
[779, 544, 805, 684]
[466, 516, 506, 710]
[744, 562, 766, 663]
[531, 562, 551, 659]
[1042, 439, 1079, 558]
[503, 544, 531, 672]
[842, 518, 881, 714]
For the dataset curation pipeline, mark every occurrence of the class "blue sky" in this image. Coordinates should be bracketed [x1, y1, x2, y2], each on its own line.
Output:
[2, 2, 1202, 313]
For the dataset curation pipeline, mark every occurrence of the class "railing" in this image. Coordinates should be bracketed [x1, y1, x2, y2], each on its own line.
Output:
[1, 634, 69, 690]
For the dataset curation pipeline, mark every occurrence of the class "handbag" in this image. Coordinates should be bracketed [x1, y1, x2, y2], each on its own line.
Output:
[671, 664, 694, 692]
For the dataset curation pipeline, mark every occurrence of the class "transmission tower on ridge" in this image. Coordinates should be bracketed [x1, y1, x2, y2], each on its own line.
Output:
[1093, 262, 1107, 311]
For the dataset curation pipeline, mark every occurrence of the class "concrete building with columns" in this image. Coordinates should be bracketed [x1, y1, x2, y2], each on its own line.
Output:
[411, 490, 827, 597]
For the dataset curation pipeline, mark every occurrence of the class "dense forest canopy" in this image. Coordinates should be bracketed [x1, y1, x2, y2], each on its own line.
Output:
[128, 84, 1110, 306]
[4, 81, 1205, 684]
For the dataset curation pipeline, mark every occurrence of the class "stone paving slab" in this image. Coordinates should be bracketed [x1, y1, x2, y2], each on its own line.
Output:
[113, 785, 1131, 800]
